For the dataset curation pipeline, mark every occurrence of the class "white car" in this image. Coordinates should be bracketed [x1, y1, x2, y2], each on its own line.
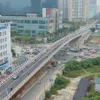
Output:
[12, 75, 19, 80]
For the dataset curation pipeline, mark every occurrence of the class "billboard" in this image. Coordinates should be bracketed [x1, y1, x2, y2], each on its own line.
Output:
[46, 8, 51, 17]
[42, 8, 51, 18]
[0, 24, 8, 30]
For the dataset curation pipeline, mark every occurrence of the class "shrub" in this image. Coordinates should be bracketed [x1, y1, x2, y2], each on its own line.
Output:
[45, 91, 52, 99]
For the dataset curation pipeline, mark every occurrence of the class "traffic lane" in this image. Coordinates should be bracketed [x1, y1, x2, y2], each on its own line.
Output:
[0, 69, 24, 94]
[0, 65, 37, 98]
[0, 65, 34, 97]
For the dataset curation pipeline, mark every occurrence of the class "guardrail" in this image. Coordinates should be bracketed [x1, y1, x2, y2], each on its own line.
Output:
[3, 23, 95, 100]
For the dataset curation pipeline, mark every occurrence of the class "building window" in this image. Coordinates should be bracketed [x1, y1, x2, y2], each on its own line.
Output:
[39, 20, 46, 24]
[32, 30, 36, 34]
[39, 26, 48, 29]
[18, 30, 24, 33]
[5, 31, 6, 35]
[32, 20, 38, 24]
[3, 38, 4, 42]
[0, 32, 1, 36]
[25, 20, 30, 23]
[11, 24, 17, 26]
[5, 44, 7, 48]
[25, 30, 31, 34]
[5, 38, 7, 42]
[18, 20, 23, 23]
[18, 26, 24, 28]
[3, 45, 5, 49]
[0, 46, 2, 50]
[0, 53, 2, 56]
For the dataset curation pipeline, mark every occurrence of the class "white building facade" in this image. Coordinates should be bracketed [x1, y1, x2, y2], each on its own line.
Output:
[0, 23, 12, 74]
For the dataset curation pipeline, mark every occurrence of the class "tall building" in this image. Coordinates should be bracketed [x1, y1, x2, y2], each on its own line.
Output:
[42, 8, 60, 31]
[58, 0, 69, 19]
[0, 23, 12, 73]
[97, 5, 100, 14]
[68, 0, 89, 22]
[31, 0, 41, 14]
[89, 0, 97, 18]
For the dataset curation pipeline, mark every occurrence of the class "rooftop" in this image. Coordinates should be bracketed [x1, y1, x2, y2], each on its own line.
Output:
[73, 78, 90, 100]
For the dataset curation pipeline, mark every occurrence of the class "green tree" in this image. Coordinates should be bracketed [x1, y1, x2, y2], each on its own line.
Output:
[22, 35, 31, 42]
[54, 75, 70, 90]
[81, 59, 93, 68]
[11, 49, 16, 56]
[50, 86, 58, 95]
[90, 28, 96, 33]
[45, 91, 52, 99]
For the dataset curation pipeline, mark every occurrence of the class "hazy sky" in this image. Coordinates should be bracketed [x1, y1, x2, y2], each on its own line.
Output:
[0, 0, 31, 10]
[0, 0, 100, 9]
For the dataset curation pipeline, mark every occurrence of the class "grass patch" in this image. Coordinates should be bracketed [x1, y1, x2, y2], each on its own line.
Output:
[86, 66, 100, 73]
[64, 66, 100, 78]
[64, 70, 85, 78]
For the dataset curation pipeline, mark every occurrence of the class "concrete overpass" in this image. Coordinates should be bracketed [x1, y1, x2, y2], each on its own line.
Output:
[0, 23, 95, 100]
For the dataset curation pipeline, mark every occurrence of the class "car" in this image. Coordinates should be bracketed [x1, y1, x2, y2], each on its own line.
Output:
[26, 65, 28, 68]
[21, 70, 23, 72]
[38, 81, 41, 84]
[12, 75, 19, 80]
[28, 72, 30, 75]
[9, 87, 13, 91]
[66, 52, 71, 55]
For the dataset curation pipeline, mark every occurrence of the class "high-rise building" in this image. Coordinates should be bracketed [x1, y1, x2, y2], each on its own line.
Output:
[97, 5, 100, 14]
[68, 0, 89, 22]
[89, 0, 97, 18]
[31, 0, 41, 14]
[0, 22, 12, 73]
[58, 0, 69, 19]
[42, 8, 60, 31]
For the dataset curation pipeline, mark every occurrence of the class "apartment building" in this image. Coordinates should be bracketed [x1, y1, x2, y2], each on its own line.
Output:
[0, 23, 12, 73]
[68, 0, 89, 22]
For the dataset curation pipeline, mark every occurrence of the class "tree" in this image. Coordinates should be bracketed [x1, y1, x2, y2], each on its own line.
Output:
[22, 35, 31, 42]
[11, 49, 16, 57]
[45, 91, 52, 99]
[81, 59, 93, 68]
[90, 28, 96, 33]
[54, 75, 70, 90]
